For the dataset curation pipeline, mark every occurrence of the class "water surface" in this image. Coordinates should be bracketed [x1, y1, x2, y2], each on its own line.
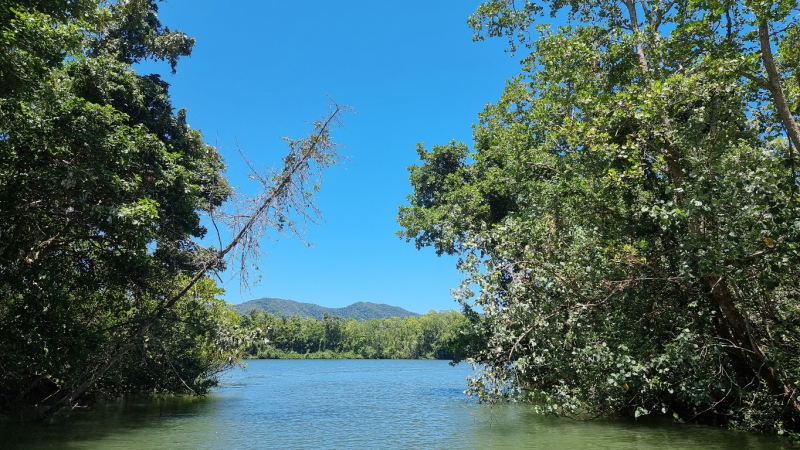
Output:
[0, 360, 791, 449]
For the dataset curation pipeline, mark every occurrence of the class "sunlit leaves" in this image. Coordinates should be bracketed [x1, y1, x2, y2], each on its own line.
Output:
[401, 0, 800, 433]
[0, 0, 235, 411]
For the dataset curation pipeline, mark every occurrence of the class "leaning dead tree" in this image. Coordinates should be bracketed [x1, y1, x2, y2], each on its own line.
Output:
[42, 101, 351, 418]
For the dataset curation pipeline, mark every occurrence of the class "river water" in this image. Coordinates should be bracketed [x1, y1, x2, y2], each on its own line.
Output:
[0, 360, 792, 449]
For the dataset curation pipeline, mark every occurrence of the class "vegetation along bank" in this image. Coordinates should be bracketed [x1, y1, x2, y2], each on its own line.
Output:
[240, 310, 469, 360]
[0, 0, 346, 418]
[398, 0, 800, 435]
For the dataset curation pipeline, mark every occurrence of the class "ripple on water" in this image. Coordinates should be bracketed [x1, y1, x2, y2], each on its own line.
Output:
[0, 360, 792, 450]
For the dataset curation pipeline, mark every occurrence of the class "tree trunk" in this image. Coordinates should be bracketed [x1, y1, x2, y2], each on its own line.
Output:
[758, 20, 800, 152]
[40, 104, 346, 418]
[704, 275, 800, 417]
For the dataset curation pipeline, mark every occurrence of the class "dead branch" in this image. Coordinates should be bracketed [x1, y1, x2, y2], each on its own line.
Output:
[42, 101, 351, 418]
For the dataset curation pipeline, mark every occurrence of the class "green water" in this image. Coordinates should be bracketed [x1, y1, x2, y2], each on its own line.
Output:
[0, 360, 792, 449]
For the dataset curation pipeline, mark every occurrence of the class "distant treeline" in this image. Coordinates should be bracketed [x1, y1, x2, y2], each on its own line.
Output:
[239, 310, 468, 360]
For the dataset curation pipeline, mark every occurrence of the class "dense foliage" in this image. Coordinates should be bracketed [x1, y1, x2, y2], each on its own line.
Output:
[399, 0, 800, 433]
[241, 310, 469, 360]
[0, 0, 250, 414]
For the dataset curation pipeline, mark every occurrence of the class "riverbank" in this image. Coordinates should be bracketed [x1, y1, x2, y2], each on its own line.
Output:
[240, 310, 469, 360]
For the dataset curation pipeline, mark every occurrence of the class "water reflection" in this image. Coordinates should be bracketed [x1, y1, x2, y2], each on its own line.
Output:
[465, 406, 787, 450]
[0, 360, 792, 450]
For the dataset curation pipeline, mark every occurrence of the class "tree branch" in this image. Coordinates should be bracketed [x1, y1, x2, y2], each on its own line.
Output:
[757, 20, 800, 152]
[42, 101, 350, 418]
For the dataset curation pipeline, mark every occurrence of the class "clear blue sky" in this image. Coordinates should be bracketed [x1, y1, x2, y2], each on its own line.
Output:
[140, 1, 524, 313]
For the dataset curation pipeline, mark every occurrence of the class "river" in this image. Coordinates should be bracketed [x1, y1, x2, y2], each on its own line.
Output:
[0, 360, 791, 449]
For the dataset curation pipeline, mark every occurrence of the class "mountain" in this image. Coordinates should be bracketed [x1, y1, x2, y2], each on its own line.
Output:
[231, 297, 422, 321]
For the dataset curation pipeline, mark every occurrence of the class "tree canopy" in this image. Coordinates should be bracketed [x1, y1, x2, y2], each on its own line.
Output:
[400, 0, 800, 433]
[241, 309, 469, 360]
[0, 0, 346, 417]
[0, 0, 237, 413]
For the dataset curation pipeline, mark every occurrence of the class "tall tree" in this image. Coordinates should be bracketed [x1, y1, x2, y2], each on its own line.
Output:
[400, 0, 800, 432]
[0, 0, 347, 417]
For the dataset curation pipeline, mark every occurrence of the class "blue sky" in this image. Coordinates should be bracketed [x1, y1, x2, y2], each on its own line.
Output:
[141, 1, 525, 313]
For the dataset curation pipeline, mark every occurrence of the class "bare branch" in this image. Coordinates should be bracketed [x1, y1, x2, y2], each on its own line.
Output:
[42, 101, 352, 418]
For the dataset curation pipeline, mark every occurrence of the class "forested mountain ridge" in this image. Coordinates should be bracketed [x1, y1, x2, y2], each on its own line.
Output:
[233, 298, 422, 321]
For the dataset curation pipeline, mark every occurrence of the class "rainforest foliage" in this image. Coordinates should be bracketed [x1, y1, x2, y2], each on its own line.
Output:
[241, 310, 469, 360]
[233, 298, 421, 321]
[400, 0, 800, 434]
[0, 0, 253, 414]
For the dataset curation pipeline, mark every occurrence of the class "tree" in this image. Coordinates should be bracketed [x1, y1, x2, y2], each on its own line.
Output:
[241, 310, 469, 360]
[400, 0, 800, 433]
[0, 0, 347, 418]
